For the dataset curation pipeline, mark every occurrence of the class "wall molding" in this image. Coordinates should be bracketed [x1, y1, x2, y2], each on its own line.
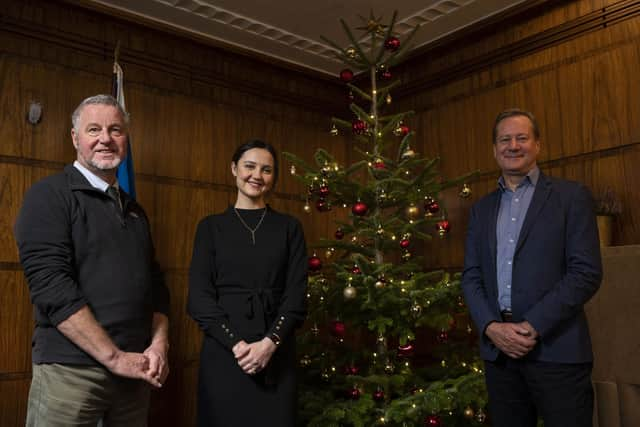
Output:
[396, 0, 640, 99]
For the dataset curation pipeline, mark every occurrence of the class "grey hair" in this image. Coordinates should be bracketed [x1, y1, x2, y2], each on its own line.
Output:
[492, 108, 540, 143]
[71, 94, 129, 131]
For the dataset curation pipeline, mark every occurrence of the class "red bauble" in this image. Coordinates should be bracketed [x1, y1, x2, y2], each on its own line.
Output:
[436, 220, 451, 234]
[437, 329, 449, 344]
[399, 238, 411, 249]
[397, 124, 410, 136]
[397, 342, 415, 357]
[384, 36, 401, 51]
[373, 159, 386, 170]
[351, 265, 361, 274]
[425, 201, 440, 214]
[330, 320, 346, 337]
[425, 415, 442, 427]
[373, 389, 385, 402]
[348, 387, 361, 400]
[308, 255, 322, 272]
[344, 365, 360, 375]
[352, 119, 368, 135]
[335, 228, 344, 240]
[340, 68, 354, 82]
[316, 198, 331, 212]
[352, 201, 369, 216]
[380, 69, 392, 80]
[319, 185, 330, 197]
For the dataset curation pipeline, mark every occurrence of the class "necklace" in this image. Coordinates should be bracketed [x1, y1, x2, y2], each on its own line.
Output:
[233, 207, 267, 245]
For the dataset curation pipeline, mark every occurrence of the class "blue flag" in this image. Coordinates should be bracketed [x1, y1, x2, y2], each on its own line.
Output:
[112, 60, 137, 200]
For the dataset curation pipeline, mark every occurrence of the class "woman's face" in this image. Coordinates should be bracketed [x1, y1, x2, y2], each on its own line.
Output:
[231, 148, 276, 202]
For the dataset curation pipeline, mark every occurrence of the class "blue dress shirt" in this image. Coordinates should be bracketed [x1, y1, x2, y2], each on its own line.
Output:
[496, 168, 539, 311]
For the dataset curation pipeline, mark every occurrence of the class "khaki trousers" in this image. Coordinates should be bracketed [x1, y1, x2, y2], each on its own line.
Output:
[26, 363, 150, 427]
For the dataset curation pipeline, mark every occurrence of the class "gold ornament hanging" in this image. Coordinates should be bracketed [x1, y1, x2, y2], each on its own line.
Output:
[303, 200, 311, 213]
[459, 183, 472, 198]
[300, 354, 312, 367]
[330, 124, 339, 136]
[405, 203, 420, 219]
[463, 407, 475, 419]
[343, 285, 357, 299]
[289, 164, 296, 175]
[325, 248, 335, 259]
[385, 93, 392, 104]
[346, 47, 357, 59]
[401, 147, 416, 160]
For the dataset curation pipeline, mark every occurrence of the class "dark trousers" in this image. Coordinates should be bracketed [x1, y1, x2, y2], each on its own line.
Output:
[484, 355, 593, 427]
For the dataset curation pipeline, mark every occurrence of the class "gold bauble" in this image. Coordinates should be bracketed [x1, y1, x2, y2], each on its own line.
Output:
[289, 164, 296, 175]
[405, 203, 420, 219]
[300, 355, 312, 367]
[330, 124, 339, 136]
[401, 251, 412, 261]
[459, 183, 472, 198]
[375, 280, 385, 289]
[325, 248, 335, 259]
[346, 47, 357, 59]
[385, 93, 392, 104]
[343, 285, 357, 299]
[384, 361, 394, 374]
[303, 202, 311, 213]
[401, 148, 416, 160]
[463, 406, 475, 419]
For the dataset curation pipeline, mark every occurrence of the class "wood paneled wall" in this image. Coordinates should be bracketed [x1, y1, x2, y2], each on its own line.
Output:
[2, 0, 640, 425]
[395, 0, 640, 270]
[0, 1, 349, 425]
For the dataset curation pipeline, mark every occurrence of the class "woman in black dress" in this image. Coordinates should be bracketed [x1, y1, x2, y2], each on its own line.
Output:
[188, 140, 308, 427]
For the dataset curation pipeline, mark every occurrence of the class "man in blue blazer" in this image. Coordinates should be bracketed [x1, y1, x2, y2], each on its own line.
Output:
[462, 108, 602, 427]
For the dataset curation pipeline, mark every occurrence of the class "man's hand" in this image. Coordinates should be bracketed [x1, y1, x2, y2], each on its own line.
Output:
[104, 351, 160, 386]
[234, 338, 277, 375]
[485, 321, 537, 359]
[143, 342, 170, 388]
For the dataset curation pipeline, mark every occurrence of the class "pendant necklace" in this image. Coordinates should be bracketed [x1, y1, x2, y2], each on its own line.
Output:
[233, 207, 267, 245]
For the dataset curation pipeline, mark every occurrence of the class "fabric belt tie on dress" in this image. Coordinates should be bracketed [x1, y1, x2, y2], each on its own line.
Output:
[216, 285, 282, 333]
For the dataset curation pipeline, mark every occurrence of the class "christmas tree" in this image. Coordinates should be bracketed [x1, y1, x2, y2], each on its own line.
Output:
[284, 12, 488, 427]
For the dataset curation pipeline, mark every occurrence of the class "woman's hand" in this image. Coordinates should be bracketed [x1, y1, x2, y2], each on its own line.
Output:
[235, 337, 277, 375]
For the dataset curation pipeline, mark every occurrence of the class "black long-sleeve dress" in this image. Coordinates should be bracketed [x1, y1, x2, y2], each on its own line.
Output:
[188, 206, 308, 427]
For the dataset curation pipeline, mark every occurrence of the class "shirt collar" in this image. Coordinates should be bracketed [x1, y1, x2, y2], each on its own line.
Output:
[73, 160, 119, 192]
[497, 167, 540, 192]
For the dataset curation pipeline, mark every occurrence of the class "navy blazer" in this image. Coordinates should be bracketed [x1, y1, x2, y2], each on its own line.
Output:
[461, 173, 602, 363]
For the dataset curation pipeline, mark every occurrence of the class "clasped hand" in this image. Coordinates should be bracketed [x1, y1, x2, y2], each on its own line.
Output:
[486, 321, 538, 359]
[232, 338, 277, 375]
[107, 345, 169, 388]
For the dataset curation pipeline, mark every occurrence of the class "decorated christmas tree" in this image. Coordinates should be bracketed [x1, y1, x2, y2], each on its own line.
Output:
[284, 12, 488, 427]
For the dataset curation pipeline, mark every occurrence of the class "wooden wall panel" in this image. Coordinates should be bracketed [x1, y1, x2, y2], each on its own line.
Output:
[0, 272, 32, 373]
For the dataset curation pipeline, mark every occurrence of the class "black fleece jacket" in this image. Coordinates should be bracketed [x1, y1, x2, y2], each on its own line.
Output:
[14, 165, 169, 365]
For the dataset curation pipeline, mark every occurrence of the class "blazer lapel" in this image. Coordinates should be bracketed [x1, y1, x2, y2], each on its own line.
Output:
[515, 173, 552, 254]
